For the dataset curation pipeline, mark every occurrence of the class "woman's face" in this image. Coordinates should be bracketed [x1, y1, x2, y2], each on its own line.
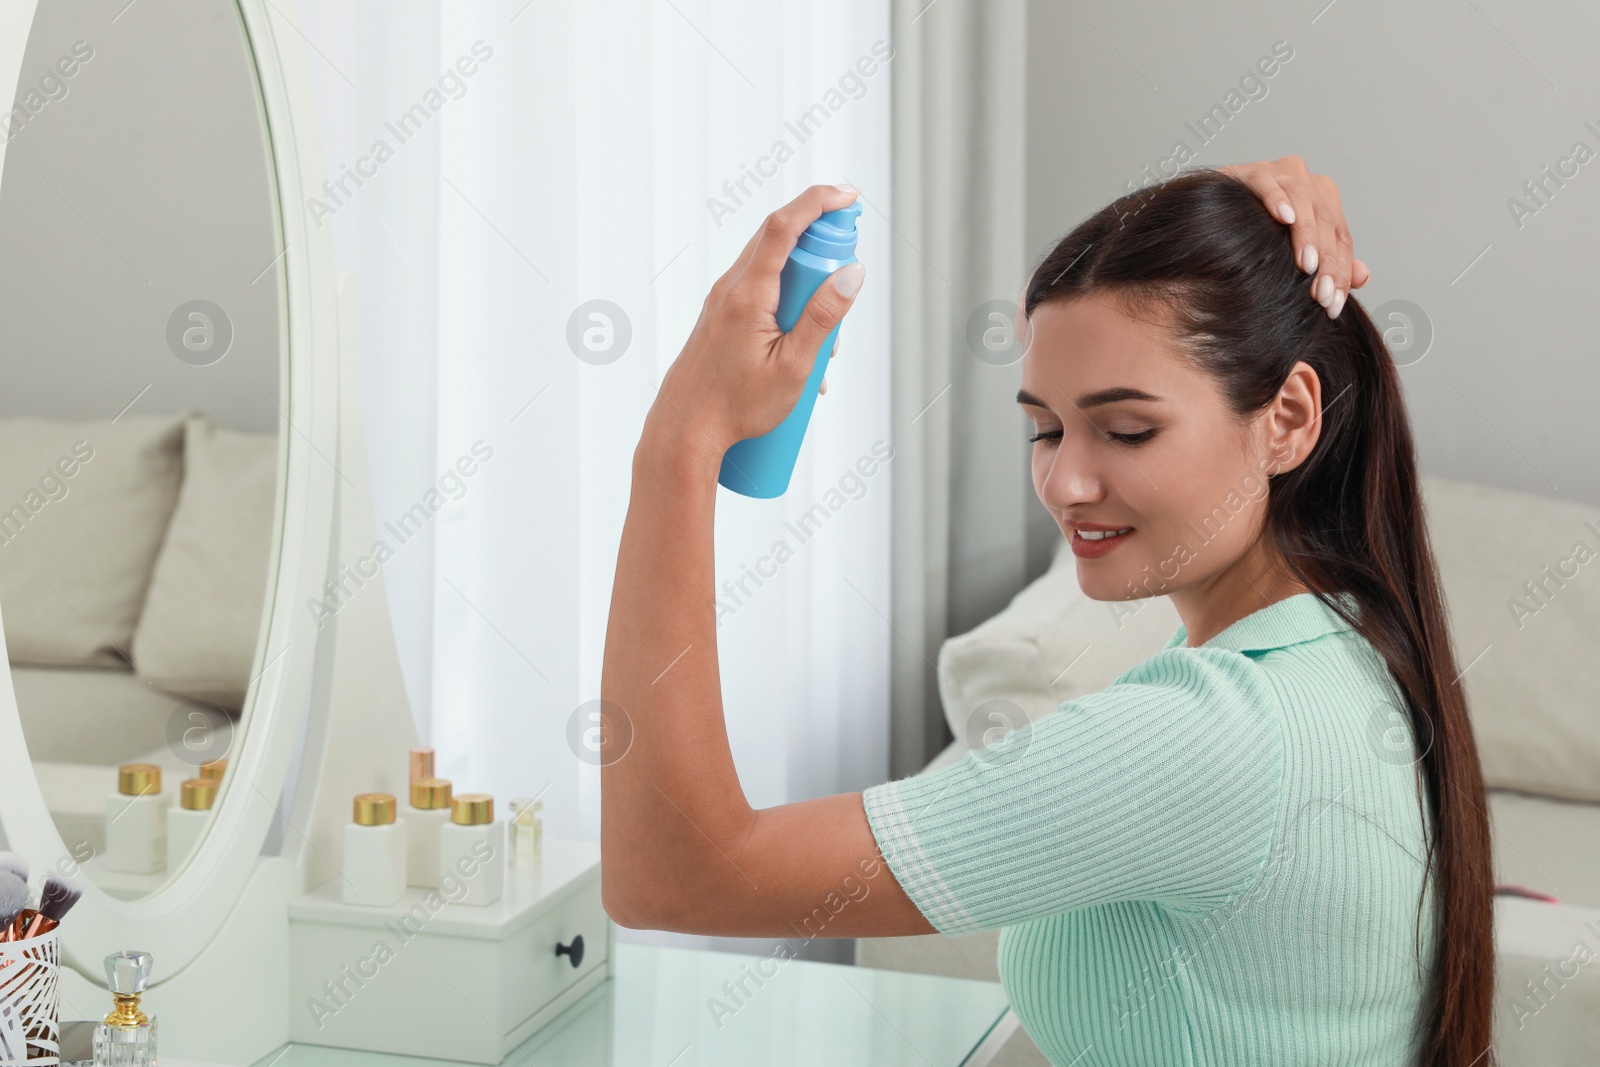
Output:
[1018, 293, 1311, 611]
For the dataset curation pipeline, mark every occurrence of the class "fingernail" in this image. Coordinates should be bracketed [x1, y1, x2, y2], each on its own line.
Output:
[834, 261, 866, 297]
[1278, 202, 1295, 224]
[1301, 244, 1318, 274]
[1316, 274, 1335, 306]
[835, 183, 860, 195]
[1328, 289, 1346, 319]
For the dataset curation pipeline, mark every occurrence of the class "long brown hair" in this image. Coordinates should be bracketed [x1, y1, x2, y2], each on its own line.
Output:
[1024, 168, 1496, 1065]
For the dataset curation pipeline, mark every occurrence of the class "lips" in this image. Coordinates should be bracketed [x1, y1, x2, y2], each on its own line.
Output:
[1068, 524, 1135, 559]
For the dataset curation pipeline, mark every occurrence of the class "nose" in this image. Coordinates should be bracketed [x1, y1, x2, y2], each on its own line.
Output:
[1037, 436, 1107, 516]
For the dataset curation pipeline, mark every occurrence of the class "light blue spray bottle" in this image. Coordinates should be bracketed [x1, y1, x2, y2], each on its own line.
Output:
[717, 200, 862, 498]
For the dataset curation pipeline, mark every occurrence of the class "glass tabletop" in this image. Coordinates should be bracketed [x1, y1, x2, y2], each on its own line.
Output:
[256, 940, 1012, 1067]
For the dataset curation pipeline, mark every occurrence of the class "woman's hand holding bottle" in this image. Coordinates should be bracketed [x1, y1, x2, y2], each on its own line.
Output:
[640, 184, 865, 474]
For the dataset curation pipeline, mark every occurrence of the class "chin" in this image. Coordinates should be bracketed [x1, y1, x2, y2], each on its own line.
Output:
[1073, 561, 1142, 601]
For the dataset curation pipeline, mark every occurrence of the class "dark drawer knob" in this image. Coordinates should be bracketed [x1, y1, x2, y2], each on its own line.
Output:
[555, 934, 584, 969]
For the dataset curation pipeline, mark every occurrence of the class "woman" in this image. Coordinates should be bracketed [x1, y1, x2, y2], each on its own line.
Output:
[600, 157, 1494, 1066]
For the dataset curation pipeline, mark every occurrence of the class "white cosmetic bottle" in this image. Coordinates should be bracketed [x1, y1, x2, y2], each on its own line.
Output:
[439, 793, 503, 907]
[343, 793, 407, 906]
[166, 777, 216, 871]
[406, 778, 453, 888]
[105, 763, 169, 874]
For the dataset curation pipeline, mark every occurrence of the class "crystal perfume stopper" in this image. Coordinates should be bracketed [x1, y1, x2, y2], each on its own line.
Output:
[105, 951, 153, 996]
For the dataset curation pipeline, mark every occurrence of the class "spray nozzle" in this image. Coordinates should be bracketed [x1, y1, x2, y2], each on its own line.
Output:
[797, 200, 862, 258]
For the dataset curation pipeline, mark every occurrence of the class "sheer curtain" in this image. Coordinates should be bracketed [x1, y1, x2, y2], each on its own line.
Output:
[298, 0, 892, 959]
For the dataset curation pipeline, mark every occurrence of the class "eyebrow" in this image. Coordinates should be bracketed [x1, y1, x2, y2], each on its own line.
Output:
[1016, 386, 1164, 411]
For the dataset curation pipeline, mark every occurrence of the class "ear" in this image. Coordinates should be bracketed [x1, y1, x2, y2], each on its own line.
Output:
[1262, 361, 1322, 474]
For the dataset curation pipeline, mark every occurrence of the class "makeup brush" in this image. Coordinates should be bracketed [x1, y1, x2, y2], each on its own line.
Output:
[11, 876, 83, 941]
[0, 871, 28, 942]
[38, 875, 81, 924]
[0, 852, 27, 885]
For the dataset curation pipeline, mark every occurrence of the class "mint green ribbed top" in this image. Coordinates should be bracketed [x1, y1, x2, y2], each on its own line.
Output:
[862, 592, 1438, 1066]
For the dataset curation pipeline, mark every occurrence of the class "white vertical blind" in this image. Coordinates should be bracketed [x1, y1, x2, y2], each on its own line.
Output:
[300, 0, 892, 957]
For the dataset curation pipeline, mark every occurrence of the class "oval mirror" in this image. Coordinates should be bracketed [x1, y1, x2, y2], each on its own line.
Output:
[0, 0, 285, 900]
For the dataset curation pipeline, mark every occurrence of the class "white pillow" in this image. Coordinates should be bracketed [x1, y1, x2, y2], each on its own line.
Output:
[0, 415, 185, 667]
[1422, 477, 1600, 803]
[131, 417, 278, 710]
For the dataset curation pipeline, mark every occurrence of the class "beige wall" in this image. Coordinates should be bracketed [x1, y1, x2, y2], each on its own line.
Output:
[0, 0, 281, 431]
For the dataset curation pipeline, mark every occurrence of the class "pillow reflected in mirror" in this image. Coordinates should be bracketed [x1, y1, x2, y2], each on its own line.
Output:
[131, 415, 278, 711]
[0, 415, 184, 667]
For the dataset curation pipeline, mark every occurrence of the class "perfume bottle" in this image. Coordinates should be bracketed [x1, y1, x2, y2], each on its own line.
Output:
[406, 778, 452, 888]
[166, 777, 215, 871]
[507, 797, 542, 874]
[343, 793, 406, 906]
[439, 793, 503, 906]
[105, 764, 168, 874]
[92, 950, 156, 1067]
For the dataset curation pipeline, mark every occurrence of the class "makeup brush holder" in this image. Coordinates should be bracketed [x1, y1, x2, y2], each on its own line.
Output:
[0, 928, 61, 1065]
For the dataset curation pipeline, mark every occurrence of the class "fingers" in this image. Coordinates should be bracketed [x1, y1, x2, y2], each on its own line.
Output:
[737, 183, 860, 287]
[820, 336, 840, 396]
[1220, 159, 1300, 229]
[1277, 177, 1322, 279]
[1308, 176, 1353, 318]
[780, 262, 865, 373]
[1225, 157, 1365, 318]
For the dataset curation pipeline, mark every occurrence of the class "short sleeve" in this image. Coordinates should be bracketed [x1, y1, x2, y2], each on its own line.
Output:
[861, 646, 1284, 934]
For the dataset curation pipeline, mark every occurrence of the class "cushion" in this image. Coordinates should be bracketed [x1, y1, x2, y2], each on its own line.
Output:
[1422, 477, 1600, 803]
[130, 416, 277, 710]
[0, 415, 185, 667]
[935, 476, 1600, 803]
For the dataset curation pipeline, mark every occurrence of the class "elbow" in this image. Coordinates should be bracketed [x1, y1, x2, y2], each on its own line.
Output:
[601, 870, 651, 930]
[601, 865, 679, 931]
[602, 866, 706, 933]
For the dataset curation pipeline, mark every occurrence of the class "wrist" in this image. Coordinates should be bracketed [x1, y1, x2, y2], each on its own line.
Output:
[635, 406, 727, 483]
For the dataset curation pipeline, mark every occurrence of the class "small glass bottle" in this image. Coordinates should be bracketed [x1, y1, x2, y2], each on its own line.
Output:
[343, 793, 406, 906]
[439, 793, 503, 906]
[406, 777, 452, 888]
[105, 765, 168, 874]
[507, 797, 543, 875]
[166, 777, 216, 871]
[93, 950, 156, 1067]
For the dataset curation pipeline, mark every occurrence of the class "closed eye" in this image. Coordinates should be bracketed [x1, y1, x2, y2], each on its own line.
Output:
[1027, 429, 1157, 445]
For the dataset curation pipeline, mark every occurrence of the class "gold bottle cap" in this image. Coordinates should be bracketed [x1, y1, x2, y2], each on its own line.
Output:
[180, 778, 217, 811]
[199, 758, 227, 782]
[117, 763, 161, 797]
[353, 793, 397, 826]
[409, 747, 435, 781]
[451, 793, 494, 826]
[410, 777, 452, 810]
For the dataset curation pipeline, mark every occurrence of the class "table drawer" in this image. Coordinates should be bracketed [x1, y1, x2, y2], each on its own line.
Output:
[493, 876, 610, 1033]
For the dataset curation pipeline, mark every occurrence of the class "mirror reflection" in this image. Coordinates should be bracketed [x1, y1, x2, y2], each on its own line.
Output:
[0, 0, 284, 898]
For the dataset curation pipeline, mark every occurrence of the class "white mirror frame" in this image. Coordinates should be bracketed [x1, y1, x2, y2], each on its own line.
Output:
[0, 0, 338, 982]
